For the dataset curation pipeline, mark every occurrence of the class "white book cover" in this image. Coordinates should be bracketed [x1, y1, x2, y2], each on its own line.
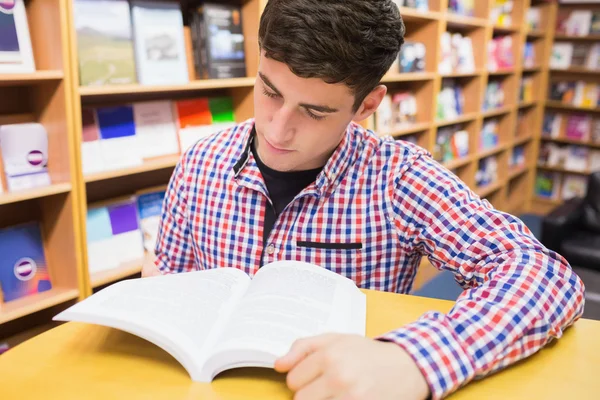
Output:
[0, 123, 50, 191]
[561, 175, 587, 200]
[567, 10, 592, 37]
[590, 150, 600, 171]
[54, 260, 367, 382]
[179, 122, 235, 153]
[550, 43, 573, 69]
[81, 108, 106, 175]
[133, 101, 180, 158]
[131, 0, 189, 85]
[0, 0, 35, 73]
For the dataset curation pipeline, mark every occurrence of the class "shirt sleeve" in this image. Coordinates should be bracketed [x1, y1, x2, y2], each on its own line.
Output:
[154, 153, 196, 274]
[379, 154, 586, 399]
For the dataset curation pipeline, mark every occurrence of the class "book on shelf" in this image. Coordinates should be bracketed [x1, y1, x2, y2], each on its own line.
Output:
[592, 11, 600, 35]
[523, 42, 536, 68]
[520, 77, 534, 103]
[475, 156, 498, 188]
[130, 0, 189, 85]
[437, 79, 464, 120]
[392, 0, 429, 10]
[0, 222, 52, 303]
[0, 123, 50, 192]
[189, 2, 247, 79]
[526, 7, 542, 31]
[480, 119, 499, 150]
[136, 186, 166, 253]
[549, 81, 600, 108]
[565, 114, 592, 141]
[133, 101, 180, 159]
[438, 32, 474, 75]
[53, 260, 367, 382]
[0, 0, 35, 73]
[592, 119, 600, 144]
[542, 113, 562, 139]
[74, 0, 137, 86]
[447, 0, 474, 17]
[483, 80, 504, 111]
[96, 105, 144, 171]
[488, 36, 514, 72]
[511, 145, 526, 169]
[561, 174, 588, 200]
[397, 41, 426, 73]
[490, 0, 513, 27]
[434, 125, 469, 163]
[550, 43, 573, 70]
[86, 197, 145, 275]
[590, 150, 600, 171]
[556, 9, 593, 37]
[535, 171, 561, 200]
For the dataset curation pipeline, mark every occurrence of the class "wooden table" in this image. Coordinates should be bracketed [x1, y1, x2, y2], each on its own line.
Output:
[1, 290, 599, 399]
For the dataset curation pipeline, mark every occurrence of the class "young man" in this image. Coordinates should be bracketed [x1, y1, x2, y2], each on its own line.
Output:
[147, 1, 585, 399]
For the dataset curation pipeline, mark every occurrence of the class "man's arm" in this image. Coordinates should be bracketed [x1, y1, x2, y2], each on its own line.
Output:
[152, 155, 197, 274]
[380, 155, 585, 399]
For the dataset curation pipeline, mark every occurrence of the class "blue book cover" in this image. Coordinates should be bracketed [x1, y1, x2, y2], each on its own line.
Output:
[0, 222, 52, 302]
[96, 105, 136, 140]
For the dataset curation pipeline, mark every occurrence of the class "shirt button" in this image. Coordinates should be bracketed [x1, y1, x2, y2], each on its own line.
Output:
[266, 244, 276, 255]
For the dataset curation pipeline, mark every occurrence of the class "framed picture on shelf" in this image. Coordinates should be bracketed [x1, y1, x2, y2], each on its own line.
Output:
[0, 0, 36, 73]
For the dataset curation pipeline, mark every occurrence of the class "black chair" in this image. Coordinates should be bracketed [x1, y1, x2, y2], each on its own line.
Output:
[541, 171, 600, 271]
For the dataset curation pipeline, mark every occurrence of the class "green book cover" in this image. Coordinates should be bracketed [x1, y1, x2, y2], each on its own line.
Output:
[74, 0, 137, 86]
[209, 97, 235, 123]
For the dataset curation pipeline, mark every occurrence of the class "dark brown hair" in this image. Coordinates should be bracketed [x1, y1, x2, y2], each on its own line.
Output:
[259, 0, 405, 111]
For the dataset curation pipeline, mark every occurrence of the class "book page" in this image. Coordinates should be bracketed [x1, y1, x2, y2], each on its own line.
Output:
[53, 268, 251, 382]
[203, 261, 366, 378]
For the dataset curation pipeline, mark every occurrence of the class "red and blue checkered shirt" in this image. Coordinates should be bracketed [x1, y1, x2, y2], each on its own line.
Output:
[155, 119, 585, 399]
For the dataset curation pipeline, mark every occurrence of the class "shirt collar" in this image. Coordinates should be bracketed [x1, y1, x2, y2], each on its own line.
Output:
[233, 121, 360, 198]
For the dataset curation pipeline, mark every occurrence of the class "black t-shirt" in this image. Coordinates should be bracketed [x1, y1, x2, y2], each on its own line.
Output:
[251, 140, 322, 245]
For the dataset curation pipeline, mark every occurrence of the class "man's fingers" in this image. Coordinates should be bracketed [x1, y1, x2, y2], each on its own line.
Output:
[293, 376, 335, 400]
[285, 351, 324, 391]
[275, 334, 339, 373]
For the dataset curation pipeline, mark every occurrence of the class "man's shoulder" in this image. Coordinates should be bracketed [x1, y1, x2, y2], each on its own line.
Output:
[180, 119, 254, 171]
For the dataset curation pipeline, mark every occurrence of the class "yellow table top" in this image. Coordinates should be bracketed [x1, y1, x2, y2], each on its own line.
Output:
[1, 289, 599, 399]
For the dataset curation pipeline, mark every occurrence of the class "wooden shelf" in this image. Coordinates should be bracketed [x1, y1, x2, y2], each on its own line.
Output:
[551, 67, 600, 75]
[546, 101, 600, 113]
[443, 155, 473, 170]
[514, 135, 534, 146]
[493, 24, 519, 33]
[440, 70, 483, 78]
[541, 137, 600, 149]
[0, 183, 72, 206]
[537, 164, 590, 175]
[488, 68, 516, 76]
[435, 112, 478, 127]
[445, 13, 488, 28]
[0, 70, 64, 86]
[90, 259, 143, 289]
[478, 143, 508, 160]
[518, 100, 537, 109]
[476, 180, 504, 198]
[0, 288, 79, 324]
[398, 7, 440, 21]
[526, 29, 546, 38]
[84, 155, 180, 183]
[533, 196, 562, 206]
[509, 165, 529, 180]
[522, 66, 542, 73]
[79, 77, 256, 98]
[382, 72, 436, 83]
[482, 105, 513, 118]
[389, 122, 432, 137]
[554, 34, 600, 41]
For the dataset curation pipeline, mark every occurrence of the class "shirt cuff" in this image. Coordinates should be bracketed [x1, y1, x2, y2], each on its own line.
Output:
[377, 311, 476, 400]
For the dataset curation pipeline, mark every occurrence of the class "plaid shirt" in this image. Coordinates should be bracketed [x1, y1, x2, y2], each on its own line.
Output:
[155, 119, 585, 399]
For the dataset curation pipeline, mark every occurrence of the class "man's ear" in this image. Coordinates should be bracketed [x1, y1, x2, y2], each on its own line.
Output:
[352, 85, 388, 122]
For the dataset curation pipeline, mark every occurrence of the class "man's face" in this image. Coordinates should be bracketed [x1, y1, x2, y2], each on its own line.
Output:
[253, 52, 358, 172]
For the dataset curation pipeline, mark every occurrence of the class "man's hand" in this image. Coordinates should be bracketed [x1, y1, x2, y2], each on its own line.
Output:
[141, 252, 161, 277]
[274, 333, 430, 400]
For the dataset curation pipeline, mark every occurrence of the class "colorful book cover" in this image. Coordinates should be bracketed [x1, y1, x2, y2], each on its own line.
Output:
[74, 0, 137, 86]
[131, 0, 189, 85]
[565, 114, 591, 141]
[562, 175, 588, 200]
[0, 0, 35, 73]
[136, 186, 166, 252]
[535, 172, 560, 199]
[96, 105, 143, 170]
[0, 123, 50, 191]
[0, 222, 52, 302]
[81, 108, 106, 175]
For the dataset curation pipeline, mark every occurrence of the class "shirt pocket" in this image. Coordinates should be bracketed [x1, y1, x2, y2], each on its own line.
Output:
[294, 240, 364, 286]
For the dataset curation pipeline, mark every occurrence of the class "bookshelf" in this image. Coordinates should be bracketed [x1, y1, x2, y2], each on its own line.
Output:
[0, 0, 84, 335]
[532, 1, 600, 214]
[0, 0, 556, 339]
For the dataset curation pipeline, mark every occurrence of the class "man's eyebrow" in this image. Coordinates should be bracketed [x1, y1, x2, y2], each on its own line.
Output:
[258, 72, 282, 96]
[258, 72, 339, 114]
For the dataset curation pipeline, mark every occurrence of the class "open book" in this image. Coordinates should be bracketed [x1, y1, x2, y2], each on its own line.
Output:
[53, 260, 366, 382]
